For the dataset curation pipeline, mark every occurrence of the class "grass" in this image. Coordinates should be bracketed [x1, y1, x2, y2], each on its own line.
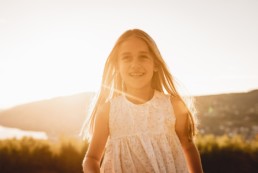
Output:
[0, 134, 257, 173]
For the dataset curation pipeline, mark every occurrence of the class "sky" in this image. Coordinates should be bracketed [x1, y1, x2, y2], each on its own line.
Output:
[0, 0, 258, 109]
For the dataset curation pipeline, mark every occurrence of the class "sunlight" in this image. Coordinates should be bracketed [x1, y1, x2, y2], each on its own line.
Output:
[0, 0, 258, 109]
[0, 42, 104, 108]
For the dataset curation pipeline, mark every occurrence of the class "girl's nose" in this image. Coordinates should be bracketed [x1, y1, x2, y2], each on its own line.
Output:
[130, 58, 141, 69]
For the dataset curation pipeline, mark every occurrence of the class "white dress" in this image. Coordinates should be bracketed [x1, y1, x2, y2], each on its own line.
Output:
[101, 90, 189, 173]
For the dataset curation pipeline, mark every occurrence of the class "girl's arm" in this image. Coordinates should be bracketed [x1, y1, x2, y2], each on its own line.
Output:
[82, 102, 110, 173]
[171, 97, 203, 173]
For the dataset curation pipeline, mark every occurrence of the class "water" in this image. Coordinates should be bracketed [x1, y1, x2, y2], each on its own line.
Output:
[0, 125, 48, 140]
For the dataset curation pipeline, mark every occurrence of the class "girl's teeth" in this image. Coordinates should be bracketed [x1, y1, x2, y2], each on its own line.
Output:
[130, 73, 143, 76]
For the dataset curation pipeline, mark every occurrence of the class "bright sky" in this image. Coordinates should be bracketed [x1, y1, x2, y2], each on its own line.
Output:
[1, 0, 258, 109]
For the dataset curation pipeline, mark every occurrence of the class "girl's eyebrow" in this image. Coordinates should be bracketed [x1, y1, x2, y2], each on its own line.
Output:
[120, 52, 131, 55]
[119, 51, 150, 56]
[139, 51, 149, 54]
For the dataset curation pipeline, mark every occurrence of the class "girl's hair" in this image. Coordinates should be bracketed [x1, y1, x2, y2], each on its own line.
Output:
[81, 29, 198, 141]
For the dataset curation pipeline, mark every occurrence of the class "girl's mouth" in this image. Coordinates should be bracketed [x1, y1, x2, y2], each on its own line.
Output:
[129, 72, 144, 77]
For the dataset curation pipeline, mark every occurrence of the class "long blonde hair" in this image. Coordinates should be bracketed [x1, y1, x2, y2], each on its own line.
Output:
[81, 29, 197, 141]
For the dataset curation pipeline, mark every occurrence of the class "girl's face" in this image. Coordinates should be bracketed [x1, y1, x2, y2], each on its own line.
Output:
[117, 37, 157, 91]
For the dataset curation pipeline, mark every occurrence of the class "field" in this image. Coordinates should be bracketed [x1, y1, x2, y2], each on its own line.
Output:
[0, 135, 257, 173]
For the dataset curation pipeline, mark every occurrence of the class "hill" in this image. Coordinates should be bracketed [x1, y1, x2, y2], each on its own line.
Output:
[0, 92, 94, 139]
[0, 90, 257, 139]
[195, 90, 258, 139]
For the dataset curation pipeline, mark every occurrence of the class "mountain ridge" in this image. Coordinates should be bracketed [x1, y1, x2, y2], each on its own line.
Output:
[0, 89, 257, 139]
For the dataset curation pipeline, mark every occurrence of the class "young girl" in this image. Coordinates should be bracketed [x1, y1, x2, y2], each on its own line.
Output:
[81, 29, 203, 173]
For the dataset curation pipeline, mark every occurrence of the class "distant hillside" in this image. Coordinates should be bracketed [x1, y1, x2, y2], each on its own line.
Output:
[0, 92, 94, 138]
[195, 89, 258, 138]
[0, 90, 257, 139]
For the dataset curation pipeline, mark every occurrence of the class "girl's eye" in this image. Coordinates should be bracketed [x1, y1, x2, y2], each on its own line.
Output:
[121, 56, 131, 61]
[139, 55, 149, 60]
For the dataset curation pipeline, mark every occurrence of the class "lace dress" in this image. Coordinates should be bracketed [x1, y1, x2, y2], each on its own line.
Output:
[100, 90, 189, 173]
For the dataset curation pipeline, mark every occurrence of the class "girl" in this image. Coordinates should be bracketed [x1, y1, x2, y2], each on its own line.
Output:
[81, 29, 203, 173]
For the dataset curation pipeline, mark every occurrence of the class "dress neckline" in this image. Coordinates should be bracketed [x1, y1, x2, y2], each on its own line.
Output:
[123, 90, 157, 106]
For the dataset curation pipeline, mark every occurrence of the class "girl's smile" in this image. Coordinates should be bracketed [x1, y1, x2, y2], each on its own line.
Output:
[129, 72, 144, 77]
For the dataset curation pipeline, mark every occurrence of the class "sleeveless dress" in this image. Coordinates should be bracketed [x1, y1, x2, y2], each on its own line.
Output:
[100, 90, 189, 173]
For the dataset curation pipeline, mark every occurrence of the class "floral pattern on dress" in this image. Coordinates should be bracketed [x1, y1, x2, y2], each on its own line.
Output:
[101, 91, 189, 173]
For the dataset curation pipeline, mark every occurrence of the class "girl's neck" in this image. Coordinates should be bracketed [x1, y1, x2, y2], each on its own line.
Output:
[123, 87, 155, 104]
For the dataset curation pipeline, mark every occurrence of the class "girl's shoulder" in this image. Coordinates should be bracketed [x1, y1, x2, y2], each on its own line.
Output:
[96, 101, 111, 117]
[154, 90, 171, 102]
[169, 96, 187, 111]
[155, 91, 187, 112]
[109, 95, 124, 104]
